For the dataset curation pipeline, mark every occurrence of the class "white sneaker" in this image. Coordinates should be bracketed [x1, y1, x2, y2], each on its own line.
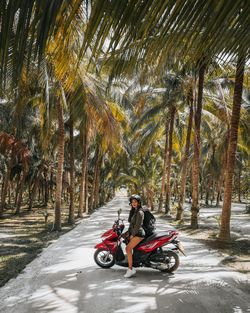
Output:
[124, 267, 136, 278]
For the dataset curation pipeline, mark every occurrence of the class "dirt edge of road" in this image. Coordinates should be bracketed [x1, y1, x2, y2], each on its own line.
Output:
[0, 205, 90, 288]
[158, 213, 250, 279]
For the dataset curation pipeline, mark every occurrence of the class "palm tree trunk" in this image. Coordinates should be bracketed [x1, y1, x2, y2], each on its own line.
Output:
[29, 175, 39, 211]
[237, 160, 242, 203]
[78, 124, 89, 217]
[176, 91, 193, 220]
[219, 53, 245, 241]
[211, 180, 215, 205]
[15, 173, 20, 206]
[142, 187, 146, 205]
[68, 110, 75, 225]
[205, 176, 212, 205]
[191, 62, 206, 228]
[15, 170, 26, 214]
[146, 188, 151, 208]
[165, 105, 176, 214]
[49, 169, 54, 201]
[149, 188, 154, 211]
[85, 176, 89, 214]
[43, 169, 49, 206]
[54, 97, 65, 231]
[216, 138, 229, 206]
[93, 154, 102, 209]
[8, 185, 11, 205]
[0, 159, 12, 217]
[216, 177, 222, 206]
[158, 121, 169, 212]
[89, 145, 100, 211]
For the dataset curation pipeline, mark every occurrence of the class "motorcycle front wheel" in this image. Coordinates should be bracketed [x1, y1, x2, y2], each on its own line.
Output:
[94, 249, 115, 268]
[160, 250, 180, 273]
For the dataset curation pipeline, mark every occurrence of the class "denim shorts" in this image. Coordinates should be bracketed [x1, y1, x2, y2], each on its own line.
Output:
[134, 228, 145, 238]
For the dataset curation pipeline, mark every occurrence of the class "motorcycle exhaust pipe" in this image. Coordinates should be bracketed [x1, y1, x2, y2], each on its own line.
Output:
[150, 261, 168, 271]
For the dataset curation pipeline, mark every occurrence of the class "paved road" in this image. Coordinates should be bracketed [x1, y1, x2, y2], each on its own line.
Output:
[0, 190, 249, 313]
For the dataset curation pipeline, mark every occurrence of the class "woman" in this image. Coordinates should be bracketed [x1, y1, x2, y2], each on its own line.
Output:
[124, 194, 145, 278]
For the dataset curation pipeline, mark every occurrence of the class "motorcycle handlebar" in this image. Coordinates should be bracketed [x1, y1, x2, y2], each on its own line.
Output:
[114, 218, 124, 222]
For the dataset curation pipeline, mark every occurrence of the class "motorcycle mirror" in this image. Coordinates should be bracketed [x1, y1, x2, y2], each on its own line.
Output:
[117, 208, 122, 217]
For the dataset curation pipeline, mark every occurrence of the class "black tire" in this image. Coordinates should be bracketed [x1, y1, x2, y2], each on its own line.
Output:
[160, 250, 180, 273]
[94, 249, 115, 268]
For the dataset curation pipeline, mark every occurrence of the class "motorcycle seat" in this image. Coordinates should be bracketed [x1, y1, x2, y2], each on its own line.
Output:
[138, 232, 169, 245]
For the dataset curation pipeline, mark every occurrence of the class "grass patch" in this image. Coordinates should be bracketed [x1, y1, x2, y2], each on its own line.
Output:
[0, 204, 80, 287]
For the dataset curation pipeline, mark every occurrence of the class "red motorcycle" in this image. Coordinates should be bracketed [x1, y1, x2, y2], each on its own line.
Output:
[94, 210, 185, 273]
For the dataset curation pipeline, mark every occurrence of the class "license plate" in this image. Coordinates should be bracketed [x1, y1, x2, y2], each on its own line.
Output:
[177, 242, 186, 256]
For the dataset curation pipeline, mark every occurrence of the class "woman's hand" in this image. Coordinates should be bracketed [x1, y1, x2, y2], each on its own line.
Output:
[129, 235, 134, 240]
[121, 231, 130, 239]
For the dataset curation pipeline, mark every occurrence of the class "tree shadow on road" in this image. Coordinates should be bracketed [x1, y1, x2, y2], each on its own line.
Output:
[1, 195, 250, 313]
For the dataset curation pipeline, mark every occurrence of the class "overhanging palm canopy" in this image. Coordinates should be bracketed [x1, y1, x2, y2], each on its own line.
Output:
[0, 0, 85, 89]
[1, 1, 249, 91]
[84, 0, 250, 68]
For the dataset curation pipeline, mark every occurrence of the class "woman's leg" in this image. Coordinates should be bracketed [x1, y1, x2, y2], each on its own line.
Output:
[126, 236, 144, 269]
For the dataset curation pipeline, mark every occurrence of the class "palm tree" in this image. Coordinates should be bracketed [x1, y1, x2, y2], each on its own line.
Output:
[68, 103, 75, 224]
[158, 121, 169, 212]
[0, 2, 85, 89]
[78, 118, 89, 217]
[219, 52, 246, 241]
[1, 0, 249, 241]
[164, 105, 176, 214]
[84, 1, 250, 69]
[176, 87, 194, 221]
[0, 132, 30, 217]
[89, 142, 101, 211]
[54, 94, 65, 231]
[0, 133, 15, 217]
[191, 61, 206, 228]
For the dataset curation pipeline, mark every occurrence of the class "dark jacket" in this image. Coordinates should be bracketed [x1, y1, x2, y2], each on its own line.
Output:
[128, 207, 145, 237]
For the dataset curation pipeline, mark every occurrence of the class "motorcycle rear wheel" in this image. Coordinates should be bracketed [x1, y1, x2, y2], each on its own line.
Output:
[160, 250, 179, 273]
[94, 249, 115, 268]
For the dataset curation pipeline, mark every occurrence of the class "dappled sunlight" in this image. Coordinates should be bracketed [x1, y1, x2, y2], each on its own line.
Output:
[1, 1, 250, 311]
[233, 306, 244, 313]
[114, 296, 157, 312]
[42, 247, 95, 274]
[29, 285, 80, 313]
[129, 285, 158, 294]
[1, 193, 249, 313]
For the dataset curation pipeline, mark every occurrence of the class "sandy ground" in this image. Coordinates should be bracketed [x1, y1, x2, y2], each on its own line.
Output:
[0, 189, 249, 313]
[0, 205, 76, 287]
[165, 201, 250, 277]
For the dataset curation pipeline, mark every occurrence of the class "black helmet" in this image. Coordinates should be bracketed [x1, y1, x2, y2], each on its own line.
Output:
[129, 194, 141, 205]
